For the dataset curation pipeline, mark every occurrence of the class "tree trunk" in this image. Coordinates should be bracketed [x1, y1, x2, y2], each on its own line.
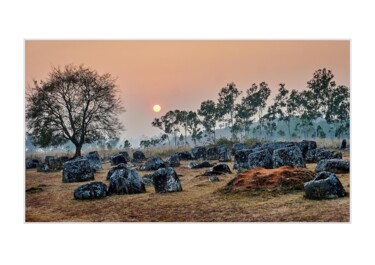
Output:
[74, 144, 82, 158]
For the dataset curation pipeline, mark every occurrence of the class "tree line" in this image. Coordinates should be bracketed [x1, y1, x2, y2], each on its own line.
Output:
[150, 68, 350, 147]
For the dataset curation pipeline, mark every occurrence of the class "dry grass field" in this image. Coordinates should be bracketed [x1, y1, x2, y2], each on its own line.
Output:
[25, 151, 350, 222]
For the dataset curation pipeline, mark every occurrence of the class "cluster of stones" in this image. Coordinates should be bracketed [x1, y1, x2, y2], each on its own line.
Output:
[32, 156, 69, 172]
[64, 151, 182, 200]
[232, 140, 344, 171]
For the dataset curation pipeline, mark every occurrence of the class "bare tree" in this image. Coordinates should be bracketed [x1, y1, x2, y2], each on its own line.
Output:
[26, 64, 124, 157]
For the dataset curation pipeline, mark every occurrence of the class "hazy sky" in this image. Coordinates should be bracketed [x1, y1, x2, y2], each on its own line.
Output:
[25, 40, 350, 140]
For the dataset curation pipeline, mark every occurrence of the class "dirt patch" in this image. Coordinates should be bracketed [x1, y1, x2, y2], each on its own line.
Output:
[220, 166, 315, 195]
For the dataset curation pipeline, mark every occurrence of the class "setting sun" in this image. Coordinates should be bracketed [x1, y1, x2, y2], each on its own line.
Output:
[153, 104, 161, 112]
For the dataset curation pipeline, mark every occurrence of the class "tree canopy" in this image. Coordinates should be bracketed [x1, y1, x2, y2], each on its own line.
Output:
[26, 64, 124, 157]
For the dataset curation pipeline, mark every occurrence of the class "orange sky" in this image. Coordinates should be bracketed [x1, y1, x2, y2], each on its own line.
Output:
[25, 40, 350, 140]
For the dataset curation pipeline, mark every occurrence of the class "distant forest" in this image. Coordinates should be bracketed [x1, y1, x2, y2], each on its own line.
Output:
[26, 68, 349, 151]
[145, 68, 349, 148]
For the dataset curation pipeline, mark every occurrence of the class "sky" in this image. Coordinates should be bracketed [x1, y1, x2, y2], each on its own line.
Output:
[25, 40, 350, 141]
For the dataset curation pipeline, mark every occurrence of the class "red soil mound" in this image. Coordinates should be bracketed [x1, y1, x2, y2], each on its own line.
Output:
[222, 166, 315, 194]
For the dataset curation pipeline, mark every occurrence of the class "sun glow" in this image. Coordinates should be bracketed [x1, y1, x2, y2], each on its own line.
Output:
[153, 104, 161, 112]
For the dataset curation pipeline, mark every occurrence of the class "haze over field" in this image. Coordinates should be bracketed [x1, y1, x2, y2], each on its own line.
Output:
[25, 40, 350, 141]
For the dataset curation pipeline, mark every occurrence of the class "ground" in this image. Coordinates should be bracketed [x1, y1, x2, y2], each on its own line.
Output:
[25, 152, 350, 222]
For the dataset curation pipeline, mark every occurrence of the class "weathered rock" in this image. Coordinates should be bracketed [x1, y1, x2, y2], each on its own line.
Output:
[304, 171, 346, 199]
[192, 146, 207, 160]
[317, 149, 342, 161]
[233, 149, 253, 169]
[119, 151, 130, 162]
[45, 156, 55, 164]
[142, 177, 154, 186]
[206, 146, 220, 160]
[57, 156, 69, 164]
[174, 151, 194, 160]
[305, 148, 342, 163]
[140, 157, 165, 171]
[36, 163, 49, 172]
[218, 145, 231, 162]
[222, 166, 315, 194]
[341, 139, 347, 149]
[305, 149, 317, 163]
[209, 176, 220, 182]
[212, 163, 232, 174]
[26, 159, 39, 169]
[188, 161, 213, 169]
[203, 163, 232, 176]
[153, 167, 182, 193]
[44, 155, 63, 171]
[315, 159, 350, 174]
[231, 143, 246, 156]
[106, 163, 127, 180]
[248, 149, 273, 169]
[62, 158, 94, 183]
[166, 154, 180, 167]
[86, 151, 103, 170]
[74, 182, 108, 200]
[272, 146, 306, 168]
[108, 168, 146, 195]
[36, 162, 61, 173]
[297, 140, 317, 158]
[333, 152, 343, 159]
[261, 141, 296, 152]
[110, 154, 127, 166]
[133, 150, 146, 162]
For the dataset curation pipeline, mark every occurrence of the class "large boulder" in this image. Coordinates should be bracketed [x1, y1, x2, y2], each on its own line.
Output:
[188, 161, 213, 169]
[62, 158, 94, 183]
[108, 168, 146, 195]
[166, 154, 180, 167]
[140, 157, 166, 171]
[305, 148, 342, 163]
[86, 151, 103, 170]
[152, 167, 182, 193]
[110, 154, 127, 166]
[74, 182, 108, 200]
[233, 149, 253, 170]
[106, 163, 127, 180]
[212, 163, 232, 174]
[304, 171, 346, 199]
[174, 151, 193, 160]
[315, 159, 350, 174]
[26, 159, 39, 169]
[261, 141, 296, 152]
[36, 163, 52, 172]
[192, 146, 207, 160]
[44, 155, 63, 171]
[297, 140, 317, 158]
[218, 145, 231, 162]
[133, 150, 146, 162]
[231, 143, 246, 156]
[207, 146, 220, 160]
[272, 146, 306, 168]
[200, 162, 232, 176]
[45, 156, 56, 164]
[119, 151, 130, 162]
[248, 149, 273, 169]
